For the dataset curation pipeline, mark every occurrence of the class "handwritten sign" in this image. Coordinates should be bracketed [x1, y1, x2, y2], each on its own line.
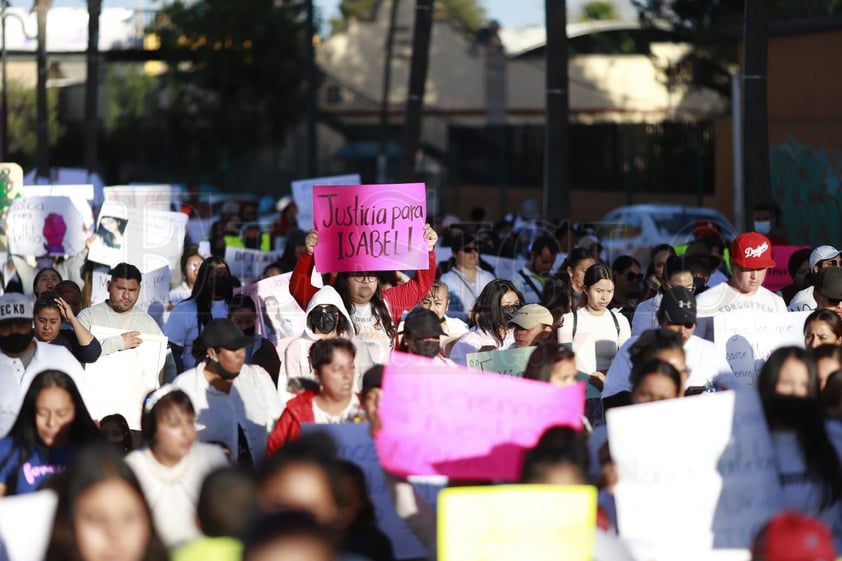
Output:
[313, 183, 428, 273]
[763, 245, 810, 293]
[376, 355, 585, 480]
[713, 311, 809, 387]
[86, 327, 168, 430]
[607, 390, 782, 558]
[302, 423, 445, 560]
[438, 485, 596, 561]
[466, 346, 535, 376]
[6, 195, 89, 256]
[292, 173, 360, 231]
[224, 246, 282, 285]
[0, 162, 23, 223]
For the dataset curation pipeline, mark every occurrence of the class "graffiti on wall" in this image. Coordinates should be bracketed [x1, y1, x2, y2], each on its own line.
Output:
[770, 136, 842, 248]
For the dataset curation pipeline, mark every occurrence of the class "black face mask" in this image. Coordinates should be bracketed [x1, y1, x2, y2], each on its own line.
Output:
[410, 339, 441, 358]
[207, 356, 240, 380]
[242, 326, 256, 337]
[764, 395, 817, 428]
[212, 275, 232, 297]
[244, 236, 261, 250]
[693, 277, 708, 295]
[501, 305, 520, 323]
[311, 306, 339, 334]
[0, 331, 34, 355]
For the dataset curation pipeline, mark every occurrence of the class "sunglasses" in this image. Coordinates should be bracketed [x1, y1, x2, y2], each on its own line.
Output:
[625, 271, 643, 283]
[460, 246, 478, 254]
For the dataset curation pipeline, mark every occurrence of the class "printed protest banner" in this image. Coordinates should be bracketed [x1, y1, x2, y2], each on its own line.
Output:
[6, 196, 89, 256]
[713, 311, 809, 387]
[302, 423, 446, 560]
[292, 173, 360, 231]
[224, 246, 282, 285]
[234, 271, 323, 343]
[313, 183, 428, 273]
[91, 265, 171, 326]
[86, 327, 168, 430]
[762, 245, 810, 293]
[438, 485, 596, 561]
[376, 354, 585, 480]
[466, 346, 535, 376]
[607, 390, 782, 560]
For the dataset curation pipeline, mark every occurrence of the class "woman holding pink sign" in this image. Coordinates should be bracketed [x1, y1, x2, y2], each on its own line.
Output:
[289, 226, 438, 363]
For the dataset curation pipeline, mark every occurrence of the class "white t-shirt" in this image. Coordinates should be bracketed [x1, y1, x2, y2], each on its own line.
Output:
[788, 286, 816, 312]
[695, 283, 787, 341]
[349, 302, 393, 364]
[440, 267, 495, 315]
[164, 299, 229, 370]
[558, 307, 631, 374]
[312, 394, 361, 424]
[125, 443, 229, 548]
[448, 328, 514, 367]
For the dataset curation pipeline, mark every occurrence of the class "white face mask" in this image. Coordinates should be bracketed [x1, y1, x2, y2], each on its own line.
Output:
[753, 221, 771, 234]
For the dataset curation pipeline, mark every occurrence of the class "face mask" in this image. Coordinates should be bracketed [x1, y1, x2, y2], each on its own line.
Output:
[501, 305, 519, 323]
[207, 356, 239, 380]
[693, 277, 708, 295]
[753, 221, 772, 234]
[212, 275, 232, 297]
[410, 339, 441, 358]
[764, 395, 816, 428]
[244, 236, 261, 250]
[242, 326, 256, 337]
[311, 306, 339, 334]
[0, 331, 34, 355]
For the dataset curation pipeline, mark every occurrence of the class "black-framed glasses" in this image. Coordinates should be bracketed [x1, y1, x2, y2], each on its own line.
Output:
[625, 271, 643, 283]
[349, 272, 376, 283]
[461, 246, 478, 254]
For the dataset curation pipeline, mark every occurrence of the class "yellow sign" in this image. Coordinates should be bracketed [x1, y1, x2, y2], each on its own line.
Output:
[438, 485, 597, 561]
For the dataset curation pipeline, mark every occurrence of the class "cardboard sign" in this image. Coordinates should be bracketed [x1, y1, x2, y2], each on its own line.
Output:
[713, 311, 809, 387]
[302, 423, 446, 560]
[466, 346, 535, 376]
[607, 390, 782, 559]
[86, 327, 168, 430]
[313, 183, 428, 273]
[0, 162, 23, 224]
[224, 246, 282, 285]
[438, 485, 596, 561]
[376, 355, 585, 480]
[91, 265, 171, 327]
[6, 196, 89, 256]
[763, 245, 810, 293]
[292, 173, 360, 231]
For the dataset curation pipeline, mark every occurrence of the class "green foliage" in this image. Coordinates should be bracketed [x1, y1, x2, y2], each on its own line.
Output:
[148, 0, 308, 165]
[331, 0, 486, 36]
[6, 81, 63, 165]
[581, 1, 618, 22]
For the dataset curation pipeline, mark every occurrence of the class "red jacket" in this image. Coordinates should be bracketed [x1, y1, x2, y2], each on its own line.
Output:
[266, 391, 316, 457]
[289, 251, 437, 326]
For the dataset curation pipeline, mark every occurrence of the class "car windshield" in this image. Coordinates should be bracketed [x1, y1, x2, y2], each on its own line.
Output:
[651, 212, 725, 236]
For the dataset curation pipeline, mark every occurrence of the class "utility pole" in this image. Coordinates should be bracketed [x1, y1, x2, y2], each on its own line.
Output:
[305, 0, 317, 177]
[398, 0, 433, 182]
[35, 0, 50, 179]
[377, 0, 400, 182]
[741, 0, 769, 229]
[84, 0, 101, 175]
[544, 0, 570, 222]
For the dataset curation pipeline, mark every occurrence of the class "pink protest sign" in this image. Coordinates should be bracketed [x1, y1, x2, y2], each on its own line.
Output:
[375, 354, 585, 481]
[762, 245, 809, 293]
[313, 183, 428, 273]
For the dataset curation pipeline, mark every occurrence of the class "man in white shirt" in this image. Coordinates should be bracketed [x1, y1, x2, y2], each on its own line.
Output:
[0, 293, 98, 433]
[174, 318, 283, 464]
[695, 232, 787, 341]
[603, 287, 736, 408]
[788, 245, 841, 312]
[77, 262, 177, 380]
[513, 235, 559, 304]
[440, 233, 495, 317]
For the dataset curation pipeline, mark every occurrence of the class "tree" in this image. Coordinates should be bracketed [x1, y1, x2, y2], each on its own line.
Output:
[148, 0, 308, 171]
[331, 0, 486, 35]
[5, 80, 63, 166]
[580, 1, 618, 22]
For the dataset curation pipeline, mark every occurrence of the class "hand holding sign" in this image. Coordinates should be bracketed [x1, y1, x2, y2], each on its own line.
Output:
[304, 229, 319, 255]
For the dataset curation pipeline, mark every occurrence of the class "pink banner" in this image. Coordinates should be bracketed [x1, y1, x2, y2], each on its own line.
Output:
[763, 245, 809, 293]
[375, 354, 585, 481]
[313, 183, 428, 273]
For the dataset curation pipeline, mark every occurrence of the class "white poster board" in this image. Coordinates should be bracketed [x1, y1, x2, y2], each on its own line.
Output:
[0, 490, 58, 561]
[713, 311, 809, 387]
[607, 390, 781, 560]
[90, 265, 171, 327]
[291, 173, 360, 231]
[6, 196, 90, 256]
[86, 327, 168, 430]
[102, 185, 173, 210]
[224, 246, 282, 285]
[234, 270, 322, 344]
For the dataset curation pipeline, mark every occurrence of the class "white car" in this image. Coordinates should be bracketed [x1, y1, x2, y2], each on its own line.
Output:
[597, 204, 738, 267]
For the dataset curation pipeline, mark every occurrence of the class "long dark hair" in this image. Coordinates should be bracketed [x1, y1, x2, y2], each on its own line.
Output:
[555, 247, 593, 286]
[44, 444, 169, 561]
[758, 346, 842, 509]
[524, 342, 576, 383]
[333, 274, 396, 340]
[189, 256, 233, 331]
[0, 370, 99, 495]
[471, 279, 524, 345]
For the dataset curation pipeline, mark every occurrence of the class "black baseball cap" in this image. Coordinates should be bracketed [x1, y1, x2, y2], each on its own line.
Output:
[197, 319, 253, 349]
[658, 287, 696, 324]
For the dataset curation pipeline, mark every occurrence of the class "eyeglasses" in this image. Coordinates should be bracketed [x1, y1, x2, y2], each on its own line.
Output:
[625, 271, 643, 283]
[348, 272, 376, 283]
[460, 246, 478, 254]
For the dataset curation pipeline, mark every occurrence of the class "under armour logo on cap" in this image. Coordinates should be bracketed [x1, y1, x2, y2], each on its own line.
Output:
[677, 300, 692, 309]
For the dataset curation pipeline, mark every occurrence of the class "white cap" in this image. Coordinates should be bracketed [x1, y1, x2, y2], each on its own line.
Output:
[809, 245, 841, 270]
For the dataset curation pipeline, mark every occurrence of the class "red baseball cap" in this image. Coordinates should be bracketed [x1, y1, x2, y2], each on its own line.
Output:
[694, 219, 720, 238]
[731, 232, 776, 269]
[751, 511, 837, 561]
